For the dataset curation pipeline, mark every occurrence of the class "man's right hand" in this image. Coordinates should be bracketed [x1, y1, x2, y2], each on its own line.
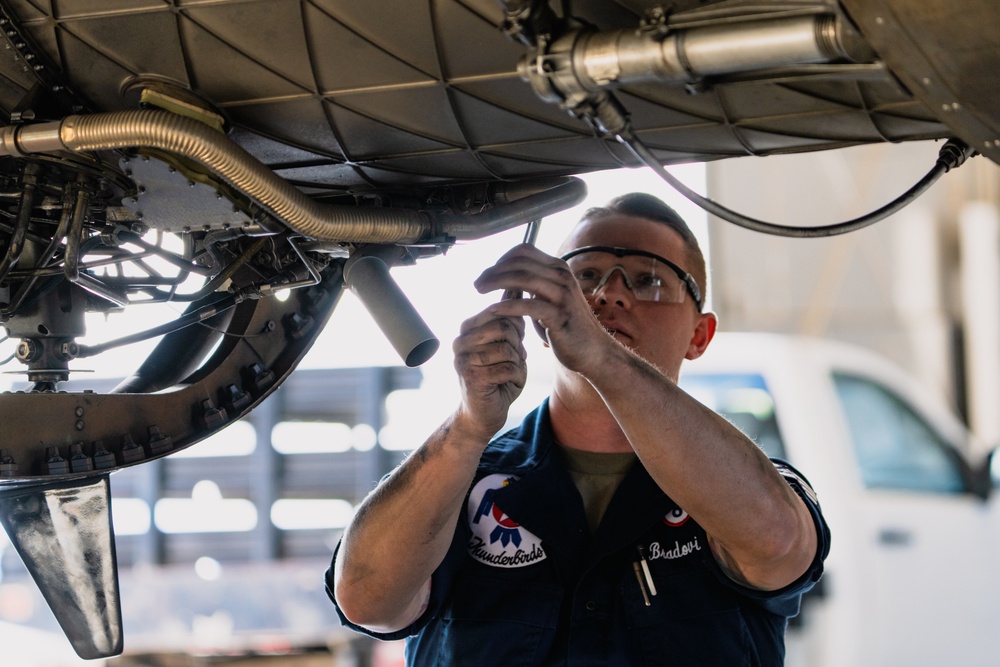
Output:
[452, 310, 528, 442]
[334, 306, 527, 634]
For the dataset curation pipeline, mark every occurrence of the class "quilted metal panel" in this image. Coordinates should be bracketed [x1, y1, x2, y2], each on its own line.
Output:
[0, 0, 974, 193]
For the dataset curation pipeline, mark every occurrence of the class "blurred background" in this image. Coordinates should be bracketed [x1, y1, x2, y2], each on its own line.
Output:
[2, 140, 999, 666]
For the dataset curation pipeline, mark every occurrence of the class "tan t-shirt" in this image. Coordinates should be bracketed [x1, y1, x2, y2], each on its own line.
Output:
[558, 444, 638, 534]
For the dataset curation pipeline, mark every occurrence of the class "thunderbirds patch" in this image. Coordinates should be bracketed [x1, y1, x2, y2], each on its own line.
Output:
[467, 474, 546, 568]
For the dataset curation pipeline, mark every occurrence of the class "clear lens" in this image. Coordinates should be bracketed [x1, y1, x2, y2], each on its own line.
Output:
[565, 251, 687, 303]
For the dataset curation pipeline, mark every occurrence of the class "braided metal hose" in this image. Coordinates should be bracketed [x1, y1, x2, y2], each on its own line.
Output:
[60, 110, 431, 243]
[0, 109, 586, 243]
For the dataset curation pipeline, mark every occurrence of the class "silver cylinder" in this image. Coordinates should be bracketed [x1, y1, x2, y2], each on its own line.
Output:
[566, 14, 875, 92]
[14, 121, 65, 154]
[343, 253, 440, 367]
[678, 15, 844, 76]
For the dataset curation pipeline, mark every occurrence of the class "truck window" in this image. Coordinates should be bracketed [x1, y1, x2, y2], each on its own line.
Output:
[832, 373, 964, 493]
[679, 373, 786, 460]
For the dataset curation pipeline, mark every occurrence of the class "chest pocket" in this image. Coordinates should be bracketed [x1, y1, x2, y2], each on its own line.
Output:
[423, 572, 562, 667]
[620, 558, 754, 666]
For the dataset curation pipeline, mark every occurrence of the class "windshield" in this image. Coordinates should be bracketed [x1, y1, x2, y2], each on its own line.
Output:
[680, 372, 787, 460]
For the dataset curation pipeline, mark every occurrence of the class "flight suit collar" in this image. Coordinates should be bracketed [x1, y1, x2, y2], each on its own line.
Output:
[487, 403, 675, 566]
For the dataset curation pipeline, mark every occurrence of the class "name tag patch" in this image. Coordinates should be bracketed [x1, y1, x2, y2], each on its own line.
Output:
[647, 536, 702, 561]
[467, 474, 546, 568]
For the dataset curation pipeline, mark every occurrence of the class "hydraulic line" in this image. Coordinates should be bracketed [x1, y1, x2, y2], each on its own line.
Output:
[77, 236, 319, 357]
[63, 185, 90, 282]
[619, 129, 975, 238]
[111, 293, 237, 393]
[164, 236, 268, 303]
[116, 231, 215, 276]
[510, 4, 968, 238]
[4, 191, 75, 314]
[76, 293, 238, 357]
[0, 168, 37, 284]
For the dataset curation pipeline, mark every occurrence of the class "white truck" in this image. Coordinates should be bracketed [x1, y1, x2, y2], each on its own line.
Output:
[680, 333, 1000, 667]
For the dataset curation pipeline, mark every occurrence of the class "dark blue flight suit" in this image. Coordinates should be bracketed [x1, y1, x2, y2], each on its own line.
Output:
[328, 401, 830, 666]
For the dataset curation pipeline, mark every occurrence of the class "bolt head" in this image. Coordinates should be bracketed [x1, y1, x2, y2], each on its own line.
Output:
[15, 339, 38, 361]
[58, 341, 79, 361]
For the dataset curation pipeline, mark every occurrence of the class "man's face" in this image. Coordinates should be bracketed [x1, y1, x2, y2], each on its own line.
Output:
[560, 214, 714, 381]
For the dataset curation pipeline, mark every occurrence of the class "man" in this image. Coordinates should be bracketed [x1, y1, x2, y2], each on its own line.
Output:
[327, 192, 829, 665]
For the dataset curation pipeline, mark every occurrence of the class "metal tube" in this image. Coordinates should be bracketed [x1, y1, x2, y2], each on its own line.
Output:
[677, 15, 848, 76]
[541, 14, 876, 96]
[72, 273, 129, 308]
[63, 186, 89, 282]
[438, 177, 585, 239]
[14, 123, 64, 154]
[5, 193, 75, 314]
[0, 171, 36, 284]
[343, 250, 440, 367]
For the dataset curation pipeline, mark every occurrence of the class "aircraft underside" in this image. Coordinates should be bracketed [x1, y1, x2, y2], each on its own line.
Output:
[0, 0, 994, 658]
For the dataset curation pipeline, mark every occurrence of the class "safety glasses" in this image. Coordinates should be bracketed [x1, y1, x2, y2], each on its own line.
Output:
[560, 245, 703, 311]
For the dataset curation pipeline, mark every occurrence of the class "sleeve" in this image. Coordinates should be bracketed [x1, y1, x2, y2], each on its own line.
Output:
[324, 499, 473, 641]
[704, 458, 831, 616]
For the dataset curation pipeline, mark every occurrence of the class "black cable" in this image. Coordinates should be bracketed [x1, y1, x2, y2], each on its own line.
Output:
[76, 293, 239, 358]
[0, 334, 13, 366]
[618, 131, 975, 238]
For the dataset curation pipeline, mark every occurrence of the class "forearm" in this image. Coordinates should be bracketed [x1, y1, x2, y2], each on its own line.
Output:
[334, 412, 488, 630]
[590, 346, 817, 589]
[334, 301, 528, 629]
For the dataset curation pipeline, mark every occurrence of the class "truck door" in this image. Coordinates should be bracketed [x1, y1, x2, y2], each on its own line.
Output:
[832, 373, 1000, 666]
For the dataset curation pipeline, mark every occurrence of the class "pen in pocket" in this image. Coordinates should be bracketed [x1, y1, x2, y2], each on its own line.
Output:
[637, 545, 657, 597]
[632, 561, 652, 607]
